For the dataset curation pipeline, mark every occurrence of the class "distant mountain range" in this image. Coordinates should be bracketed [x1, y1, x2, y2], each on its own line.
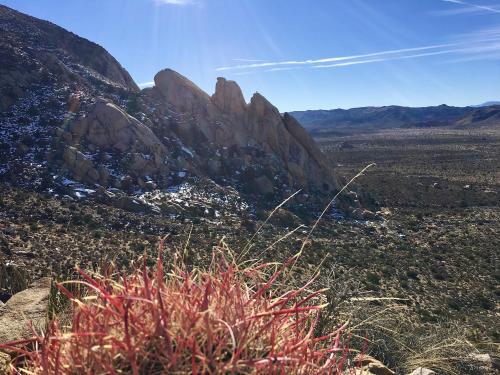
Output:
[474, 101, 500, 107]
[290, 103, 500, 135]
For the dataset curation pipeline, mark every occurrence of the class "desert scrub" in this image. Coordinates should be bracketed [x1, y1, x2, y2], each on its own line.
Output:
[3, 240, 351, 374]
[0, 254, 29, 295]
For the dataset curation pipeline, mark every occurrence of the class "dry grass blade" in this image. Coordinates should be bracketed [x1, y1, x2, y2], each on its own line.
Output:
[297, 163, 376, 258]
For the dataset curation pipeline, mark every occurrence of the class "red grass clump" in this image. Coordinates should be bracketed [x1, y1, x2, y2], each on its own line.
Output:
[4, 243, 349, 374]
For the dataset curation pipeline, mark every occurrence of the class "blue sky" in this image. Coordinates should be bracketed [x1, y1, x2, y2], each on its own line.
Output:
[3, 0, 500, 111]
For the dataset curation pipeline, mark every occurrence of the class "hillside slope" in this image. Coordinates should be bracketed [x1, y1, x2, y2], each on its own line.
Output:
[0, 4, 138, 112]
[454, 105, 500, 128]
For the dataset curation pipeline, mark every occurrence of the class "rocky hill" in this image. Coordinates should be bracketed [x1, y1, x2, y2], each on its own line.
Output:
[0, 4, 339, 213]
[454, 105, 500, 129]
[0, 4, 138, 112]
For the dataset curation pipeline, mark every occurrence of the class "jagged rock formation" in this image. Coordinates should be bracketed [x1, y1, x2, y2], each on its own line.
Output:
[52, 67, 338, 198]
[138, 69, 339, 195]
[0, 3, 339, 209]
[212, 77, 247, 117]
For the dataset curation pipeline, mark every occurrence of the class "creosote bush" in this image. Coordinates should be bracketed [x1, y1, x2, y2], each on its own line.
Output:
[4, 241, 351, 374]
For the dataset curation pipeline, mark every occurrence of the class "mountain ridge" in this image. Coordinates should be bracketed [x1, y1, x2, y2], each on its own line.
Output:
[290, 103, 500, 135]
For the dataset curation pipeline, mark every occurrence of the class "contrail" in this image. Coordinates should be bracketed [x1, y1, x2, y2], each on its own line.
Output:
[216, 43, 461, 72]
[442, 0, 500, 14]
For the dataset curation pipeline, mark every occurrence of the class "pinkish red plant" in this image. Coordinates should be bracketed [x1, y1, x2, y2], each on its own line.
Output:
[3, 242, 349, 374]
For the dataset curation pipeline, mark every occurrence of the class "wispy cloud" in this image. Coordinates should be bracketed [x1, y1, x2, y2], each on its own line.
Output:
[266, 67, 300, 72]
[216, 26, 500, 74]
[312, 49, 462, 69]
[232, 58, 267, 62]
[440, 0, 500, 14]
[216, 43, 460, 72]
[154, 0, 196, 6]
[312, 58, 389, 69]
[138, 81, 155, 89]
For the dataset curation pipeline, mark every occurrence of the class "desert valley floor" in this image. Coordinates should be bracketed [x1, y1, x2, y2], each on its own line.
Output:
[2, 126, 498, 370]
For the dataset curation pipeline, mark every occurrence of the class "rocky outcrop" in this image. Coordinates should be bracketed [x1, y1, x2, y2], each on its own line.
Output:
[70, 100, 166, 155]
[282, 113, 339, 189]
[63, 146, 99, 184]
[0, 3, 339, 204]
[154, 69, 214, 115]
[63, 100, 168, 184]
[212, 77, 247, 118]
[0, 277, 51, 344]
[143, 69, 339, 195]
[471, 353, 500, 373]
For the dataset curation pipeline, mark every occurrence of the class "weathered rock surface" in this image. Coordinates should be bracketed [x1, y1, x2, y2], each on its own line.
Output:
[212, 77, 247, 117]
[407, 368, 435, 375]
[0, 352, 10, 375]
[63, 146, 99, 184]
[471, 353, 500, 373]
[142, 69, 339, 195]
[353, 355, 396, 375]
[63, 100, 168, 184]
[0, 277, 51, 344]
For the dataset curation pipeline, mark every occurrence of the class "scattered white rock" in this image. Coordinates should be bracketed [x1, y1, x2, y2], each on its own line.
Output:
[408, 367, 435, 375]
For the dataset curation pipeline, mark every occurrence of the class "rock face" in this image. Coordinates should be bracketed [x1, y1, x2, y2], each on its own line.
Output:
[140, 69, 339, 195]
[63, 100, 168, 185]
[0, 277, 51, 344]
[63, 146, 100, 184]
[212, 77, 247, 117]
[154, 69, 214, 116]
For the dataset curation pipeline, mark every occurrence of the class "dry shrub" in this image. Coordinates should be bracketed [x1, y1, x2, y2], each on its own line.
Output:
[317, 267, 489, 375]
[3, 241, 350, 374]
[0, 254, 28, 296]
